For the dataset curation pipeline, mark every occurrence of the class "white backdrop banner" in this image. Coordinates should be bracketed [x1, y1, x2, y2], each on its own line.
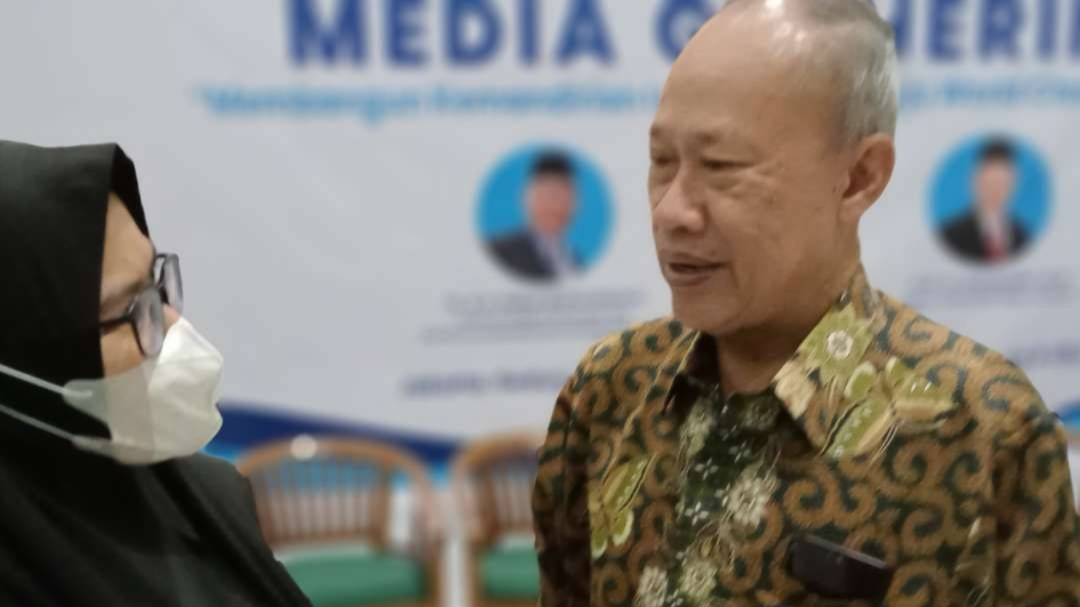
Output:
[1, 0, 1078, 445]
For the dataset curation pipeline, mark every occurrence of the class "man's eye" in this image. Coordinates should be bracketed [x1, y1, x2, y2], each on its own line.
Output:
[702, 158, 736, 171]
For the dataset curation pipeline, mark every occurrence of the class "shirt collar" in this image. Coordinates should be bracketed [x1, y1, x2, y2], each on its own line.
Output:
[976, 209, 1011, 244]
[659, 265, 885, 451]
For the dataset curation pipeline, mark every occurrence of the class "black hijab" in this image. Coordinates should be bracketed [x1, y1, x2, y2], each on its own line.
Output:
[0, 140, 310, 607]
[0, 140, 147, 438]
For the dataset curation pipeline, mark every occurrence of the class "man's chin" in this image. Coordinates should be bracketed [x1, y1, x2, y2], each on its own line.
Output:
[671, 298, 741, 336]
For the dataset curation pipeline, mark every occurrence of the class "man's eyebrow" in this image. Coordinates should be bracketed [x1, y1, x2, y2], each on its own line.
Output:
[649, 125, 745, 148]
[100, 246, 158, 317]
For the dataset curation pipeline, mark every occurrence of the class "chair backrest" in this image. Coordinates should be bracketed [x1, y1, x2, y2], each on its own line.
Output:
[451, 433, 543, 548]
[237, 436, 434, 553]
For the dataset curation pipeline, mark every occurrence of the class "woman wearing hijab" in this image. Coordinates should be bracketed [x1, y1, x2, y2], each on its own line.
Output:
[0, 140, 311, 606]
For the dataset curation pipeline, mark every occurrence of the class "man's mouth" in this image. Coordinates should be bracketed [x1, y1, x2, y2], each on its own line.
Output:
[663, 254, 726, 285]
[668, 261, 724, 274]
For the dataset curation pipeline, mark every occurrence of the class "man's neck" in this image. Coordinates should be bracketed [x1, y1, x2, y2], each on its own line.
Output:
[976, 207, 1007, 236]
[713, 260, 859, 397]
[530, 226, 562, 243]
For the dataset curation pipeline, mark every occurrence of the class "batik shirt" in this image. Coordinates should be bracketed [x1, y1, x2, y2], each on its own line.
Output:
[533, 266, 1080, 607]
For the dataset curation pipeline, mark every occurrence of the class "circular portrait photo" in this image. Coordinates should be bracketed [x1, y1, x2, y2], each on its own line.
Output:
[1062, 399, 1080, 427]
[929, 135, 1053, 265]
[476, 145, 614, 283]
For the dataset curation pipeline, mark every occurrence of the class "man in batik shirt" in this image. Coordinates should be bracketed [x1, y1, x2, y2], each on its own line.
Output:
[532, 1, 1080, 606]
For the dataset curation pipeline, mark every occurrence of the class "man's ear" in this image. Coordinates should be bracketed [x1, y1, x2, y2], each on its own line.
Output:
[839, 134, 895, 224]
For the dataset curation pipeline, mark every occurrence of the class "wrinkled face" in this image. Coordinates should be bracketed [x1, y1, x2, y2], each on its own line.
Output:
[527, 175, 576, 237]
[649, 11, 855, 337]
[99, 193, 179, 375]
[973, 159, 1016, 216]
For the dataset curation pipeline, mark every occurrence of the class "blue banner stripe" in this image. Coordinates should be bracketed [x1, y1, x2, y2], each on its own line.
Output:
[209, 401, 462, 467]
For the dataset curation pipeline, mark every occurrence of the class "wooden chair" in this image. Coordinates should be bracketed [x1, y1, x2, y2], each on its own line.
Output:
[237, 437, 442, 607]
[451, 433, 544, 607]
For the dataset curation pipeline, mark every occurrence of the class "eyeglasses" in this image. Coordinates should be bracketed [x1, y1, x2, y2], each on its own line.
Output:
[99, 253, 184, 359]
[155, 253, 183, 315]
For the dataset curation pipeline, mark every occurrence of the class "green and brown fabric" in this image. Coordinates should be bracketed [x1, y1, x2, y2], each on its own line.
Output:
[533, 266, 1080, 607]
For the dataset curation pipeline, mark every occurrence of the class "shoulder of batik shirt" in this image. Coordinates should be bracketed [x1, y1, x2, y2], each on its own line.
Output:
[561, 317, 698, 423]
[875, 290, 1056, 449]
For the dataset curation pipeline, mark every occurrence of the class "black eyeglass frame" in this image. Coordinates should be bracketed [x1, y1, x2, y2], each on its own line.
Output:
[98, 253, 183, 358]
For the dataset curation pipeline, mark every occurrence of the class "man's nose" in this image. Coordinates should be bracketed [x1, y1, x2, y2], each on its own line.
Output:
[652, 173, 707, 235]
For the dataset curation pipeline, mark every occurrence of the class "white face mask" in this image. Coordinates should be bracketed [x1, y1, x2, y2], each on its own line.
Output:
[0, 317, 224, 465]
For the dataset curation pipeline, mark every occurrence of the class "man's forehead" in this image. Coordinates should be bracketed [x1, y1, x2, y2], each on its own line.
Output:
[649, 120, 747, 147]
[651, 68, 816, 145]
[670, 3, 836, 97]
[692, 3, 818, 56]
[533, 173, 573, 185]
[655, 37, 841, 147]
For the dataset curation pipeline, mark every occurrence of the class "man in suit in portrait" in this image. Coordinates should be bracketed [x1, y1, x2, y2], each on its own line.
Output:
[940, 139, 1031, 264]
[487, 152, 582, 282]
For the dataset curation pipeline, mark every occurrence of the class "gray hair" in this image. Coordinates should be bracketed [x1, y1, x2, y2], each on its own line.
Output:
[722, 0, 899, 143]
